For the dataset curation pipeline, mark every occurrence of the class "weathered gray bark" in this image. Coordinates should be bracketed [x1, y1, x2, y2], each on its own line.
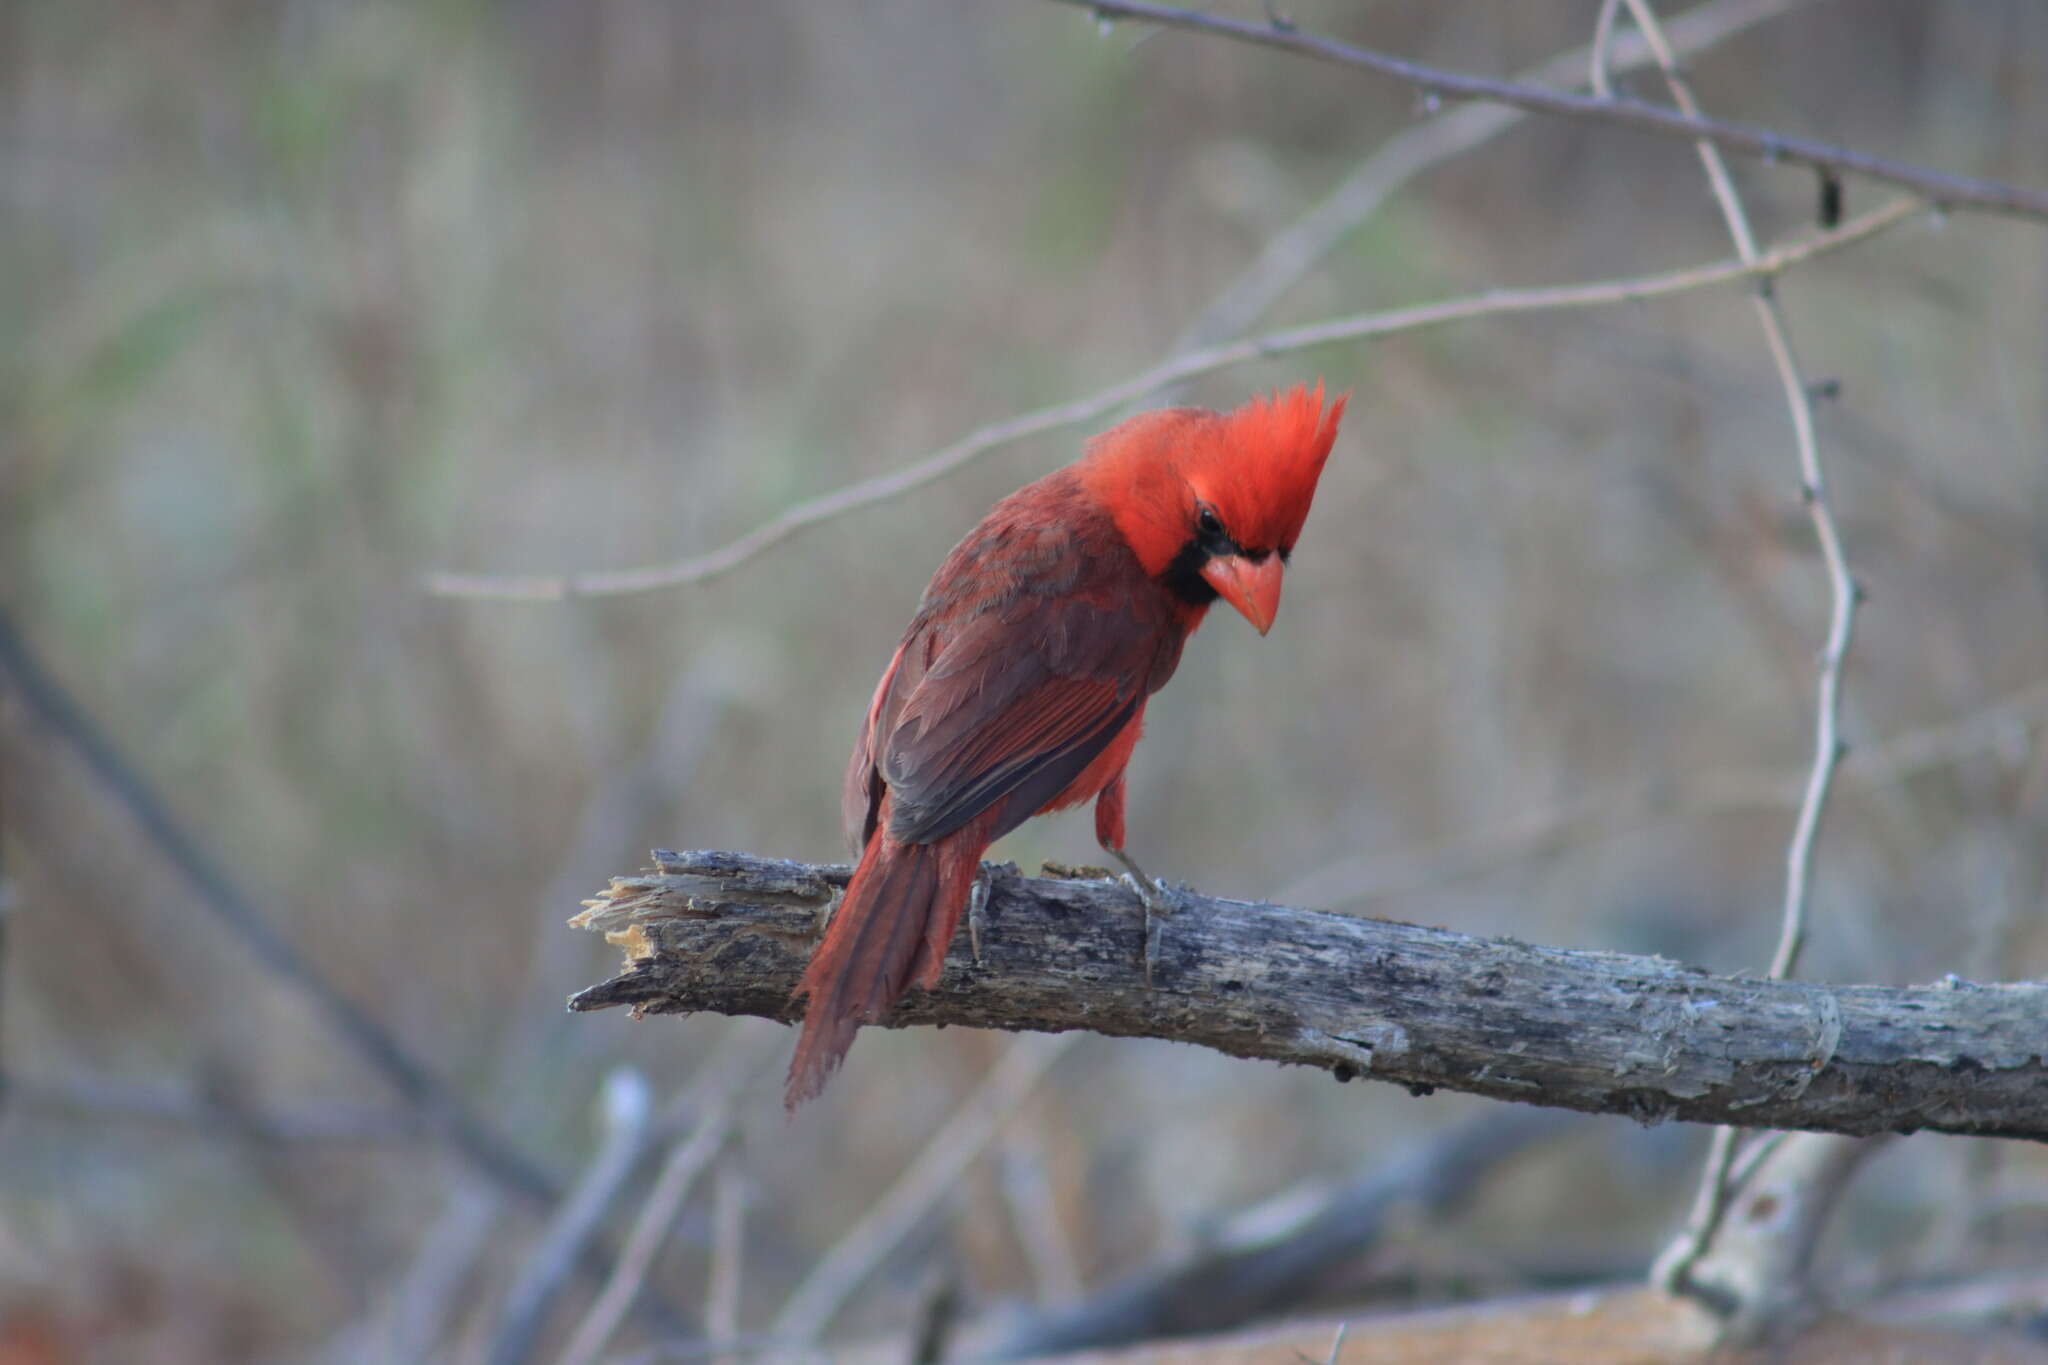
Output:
[569, 850, 2048, 1141]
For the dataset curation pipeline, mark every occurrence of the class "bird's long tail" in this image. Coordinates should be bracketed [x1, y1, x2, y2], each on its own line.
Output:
[786, 814, 986, 1111]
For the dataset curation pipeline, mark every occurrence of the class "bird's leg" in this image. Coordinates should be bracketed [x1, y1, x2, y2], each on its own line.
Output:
[1094, 771, 1183, 985]
[1106, 847, 1183, 987]
[966, 862, 993, 966]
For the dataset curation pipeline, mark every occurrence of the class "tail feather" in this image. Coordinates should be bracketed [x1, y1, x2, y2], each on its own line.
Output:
[785, 819, 985, 1110]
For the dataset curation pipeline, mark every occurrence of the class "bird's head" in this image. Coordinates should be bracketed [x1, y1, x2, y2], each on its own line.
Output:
[1077, 382, 1348, 633]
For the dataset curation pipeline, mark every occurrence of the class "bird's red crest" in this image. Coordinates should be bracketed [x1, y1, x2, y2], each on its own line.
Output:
[1078, 381, 1348, 576]
[1189, 381, 1347, 553]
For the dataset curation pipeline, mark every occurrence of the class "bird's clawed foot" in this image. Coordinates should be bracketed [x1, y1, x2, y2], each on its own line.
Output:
[1107, 849, 1187, 986]
[966, 862, 994, 966]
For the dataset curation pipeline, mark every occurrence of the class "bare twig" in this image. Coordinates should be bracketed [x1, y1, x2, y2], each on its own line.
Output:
[1658, 1125, 1745, 1305]
[554, 1097, 736, 1365]
[373, 1182, 503, 1365]
[1171, 0, 1812, 352]
[570, 851, 2048, 1142]
[1589, 0, 1629, 98]
[1, 1068, 428, 1144]
[427, 202, 1917, 602]
[769, 1033, 1077, 1346]
[489, 1069, 656, 1365]
[1055, 0, 2048, 220]
[706, 1154, 746, 1365]
[999, 1123, 1085, 1305]
[1594, 0, 1862, 1306]
[1676, 1132, 1892, 1337]
[911, 1277, 965, 1365]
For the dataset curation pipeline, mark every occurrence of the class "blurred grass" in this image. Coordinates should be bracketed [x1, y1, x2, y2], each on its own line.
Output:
[4, 0, 2048, 1360]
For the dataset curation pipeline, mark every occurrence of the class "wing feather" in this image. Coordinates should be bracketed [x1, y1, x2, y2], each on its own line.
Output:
[882, 600, 1151, 846]
[843, 481, 1185, 851]
[870, 540, 1170, 847]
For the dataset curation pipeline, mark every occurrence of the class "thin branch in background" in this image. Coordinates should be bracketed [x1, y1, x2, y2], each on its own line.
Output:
[1677, 1133, 1893, 1340]
[909, 1275, 964, 1365]
[485, 637, 727, 1151]
[371, 1182, 504, 1365]
[1057, 0, 2048, 220]
[498, 1026, 774, 1365]
[191, 1065, 367, 1305]
[769, 1033, 1078, 1346]
[424, 0, 1804, 606]
[1169, 0, 1813, 353]
[0, 1069, 429, 1144]
[706, 1153, 747, 1365]
[426, 201, 1917, 603]
[0, 609, 564, 1207]
[1589, 0, 1628, 99]
[488, 1069, 657, 1365]
[999, 1122, 1086, 1305]
[1583, 0, 1861, 1306]
[554, 1098, 736, 1365]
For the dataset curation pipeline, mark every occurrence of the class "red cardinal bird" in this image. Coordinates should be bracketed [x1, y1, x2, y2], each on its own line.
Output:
[786, 383, 1347, 1109]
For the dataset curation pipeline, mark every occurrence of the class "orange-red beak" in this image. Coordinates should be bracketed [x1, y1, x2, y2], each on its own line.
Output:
[1200, 554, 1284, 635]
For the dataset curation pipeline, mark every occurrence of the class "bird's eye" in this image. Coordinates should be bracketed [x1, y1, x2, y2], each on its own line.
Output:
[1197, 507, 1223, 537]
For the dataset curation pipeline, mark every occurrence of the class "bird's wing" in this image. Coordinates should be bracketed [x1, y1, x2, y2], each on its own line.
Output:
[878, 588, 1160, 847]
[843, 638, 908, 853]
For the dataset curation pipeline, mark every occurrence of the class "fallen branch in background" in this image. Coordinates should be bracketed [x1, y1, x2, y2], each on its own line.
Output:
[980, 1107, 1578, 1361]
[569, 850, 2048, 1143]
[987, 1289, 2048, 1365]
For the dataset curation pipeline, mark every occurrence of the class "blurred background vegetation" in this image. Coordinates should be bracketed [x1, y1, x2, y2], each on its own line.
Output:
[3, 0, 2047, 1360]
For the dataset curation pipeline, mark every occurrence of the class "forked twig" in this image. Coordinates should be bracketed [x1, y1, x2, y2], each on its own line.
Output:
[1172, 0, 1812, 351]
[1587, 0, 1861, 1307]
[1061, 0, 2048, 218]
[488, 1070, 654, 1365]
[554, 1099, 736, 1365]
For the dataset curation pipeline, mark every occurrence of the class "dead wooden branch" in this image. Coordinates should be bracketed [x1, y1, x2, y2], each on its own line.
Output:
[989, 1290, 2048, 1365]
[570, 851, 2048, 1143]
